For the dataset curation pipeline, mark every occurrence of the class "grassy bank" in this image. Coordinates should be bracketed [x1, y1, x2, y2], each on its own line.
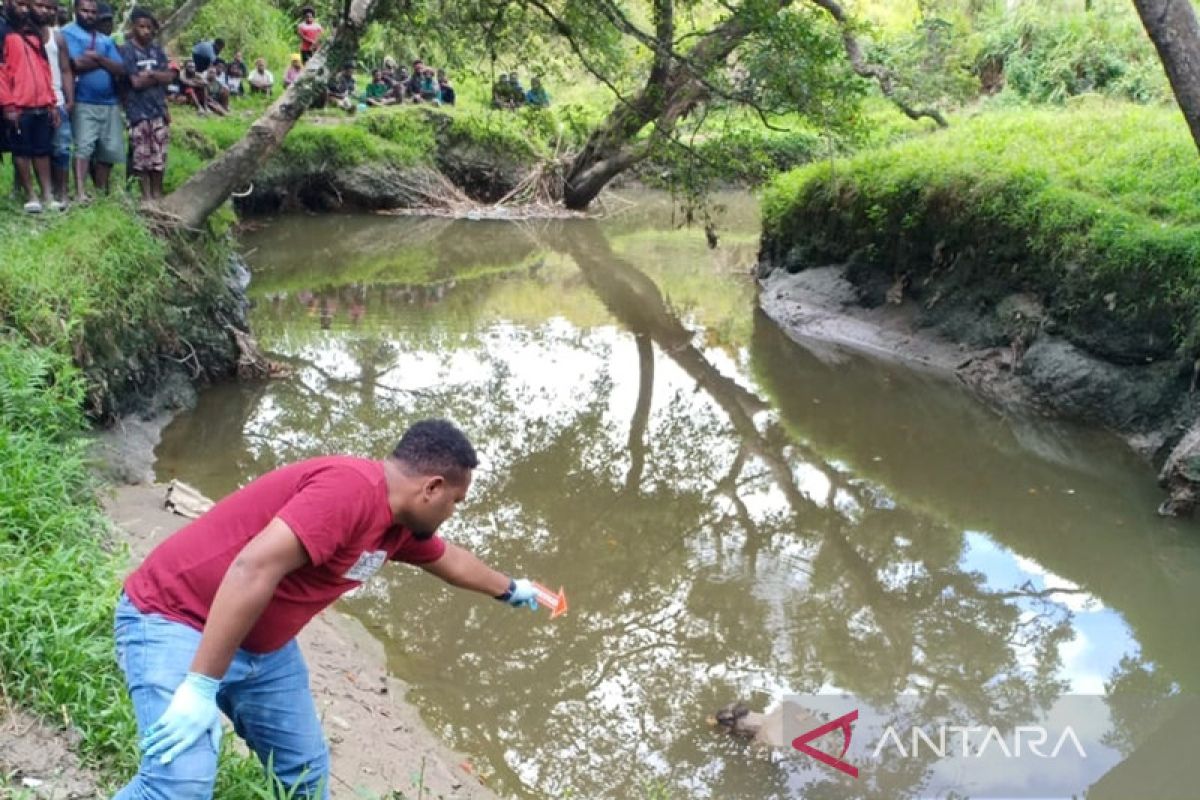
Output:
[168, 101, 580, 188]
[761, 101, 1200, 360]
[0, 179, 275, 793]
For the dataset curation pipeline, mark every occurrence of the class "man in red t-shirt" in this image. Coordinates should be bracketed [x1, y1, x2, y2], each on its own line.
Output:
[113, 419, 539, 800]
[296, 6, 321, 64]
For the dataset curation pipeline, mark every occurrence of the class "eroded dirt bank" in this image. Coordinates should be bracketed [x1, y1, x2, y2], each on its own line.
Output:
[756, 261, 1200, 514]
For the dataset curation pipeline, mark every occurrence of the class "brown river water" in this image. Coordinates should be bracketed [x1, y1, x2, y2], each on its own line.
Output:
[155, 192, 1200, 799]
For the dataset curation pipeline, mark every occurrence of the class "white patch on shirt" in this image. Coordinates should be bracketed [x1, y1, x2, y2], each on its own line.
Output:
[343, 550, 387, 582]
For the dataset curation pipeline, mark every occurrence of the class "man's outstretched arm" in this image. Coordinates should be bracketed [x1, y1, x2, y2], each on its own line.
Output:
[420, 542, 538, 607]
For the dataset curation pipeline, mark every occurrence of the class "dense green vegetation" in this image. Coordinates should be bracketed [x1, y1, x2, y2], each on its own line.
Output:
[0, 234, 292, 796]
[0, 184, 285, 796]
[762, 101, 1200, 350]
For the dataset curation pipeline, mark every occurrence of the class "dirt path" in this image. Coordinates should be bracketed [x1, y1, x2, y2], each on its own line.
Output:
[0, 702, 100, 799]
[0, 484, 498, 800]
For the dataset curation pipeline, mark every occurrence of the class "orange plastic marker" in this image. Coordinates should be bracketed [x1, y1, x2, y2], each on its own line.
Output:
[533, 582, 568, 618]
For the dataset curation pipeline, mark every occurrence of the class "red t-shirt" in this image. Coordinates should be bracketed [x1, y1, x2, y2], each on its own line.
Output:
[297, 21, 322, 52]
[124, 456, 446, 653]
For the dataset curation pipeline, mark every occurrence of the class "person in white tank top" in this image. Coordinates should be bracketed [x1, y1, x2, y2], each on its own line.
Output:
[41, 15, 74, 207]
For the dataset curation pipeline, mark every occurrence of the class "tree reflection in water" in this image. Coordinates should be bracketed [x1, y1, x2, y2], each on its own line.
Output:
[155, 211, 1197, 800]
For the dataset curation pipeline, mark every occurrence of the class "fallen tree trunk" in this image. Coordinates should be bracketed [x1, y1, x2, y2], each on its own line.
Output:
[1132, 0, 1200, 157]
[154, 0, 376, 230]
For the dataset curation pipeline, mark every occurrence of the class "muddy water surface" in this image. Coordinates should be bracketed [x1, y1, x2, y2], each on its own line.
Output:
[156, 192, 1200, 799]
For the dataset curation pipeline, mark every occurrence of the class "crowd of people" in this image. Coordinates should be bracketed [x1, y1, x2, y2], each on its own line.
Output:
[1, 0, 551, 213]
[1, 0, 173, 210]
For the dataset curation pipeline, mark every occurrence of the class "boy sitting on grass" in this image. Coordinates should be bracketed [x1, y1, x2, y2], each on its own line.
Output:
[119, 7, 173, 199]
[363, 68, 390, 106]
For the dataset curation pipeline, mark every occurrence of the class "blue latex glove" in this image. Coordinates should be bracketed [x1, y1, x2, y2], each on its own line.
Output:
[497, 577, 539, 610]
[141, 672, 221, 764]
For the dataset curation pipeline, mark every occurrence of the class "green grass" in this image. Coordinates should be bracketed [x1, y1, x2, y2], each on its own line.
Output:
[0, 340, 133, 777]
[0, 162, 305, 800]
[762, 100, 1200, 347]
[0, 198, 169, 351]
[167, 100, 582, 193]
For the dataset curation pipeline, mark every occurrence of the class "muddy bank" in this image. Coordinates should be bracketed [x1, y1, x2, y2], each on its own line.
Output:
[86, 243, 250, 423]
[225, 109, 540, 216]
[755, 258, 1200, 514]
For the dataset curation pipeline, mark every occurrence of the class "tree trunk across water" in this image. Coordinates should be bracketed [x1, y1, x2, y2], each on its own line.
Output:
[154, 0, 376, 230]
[1132, 0, 1200, 157]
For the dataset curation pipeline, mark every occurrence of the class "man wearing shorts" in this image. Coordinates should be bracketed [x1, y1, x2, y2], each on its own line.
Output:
[62, 0, 122, 202]
[1, 0, 58, 212]
[113, 419, 542, 799]
[120, 7, 172, 198]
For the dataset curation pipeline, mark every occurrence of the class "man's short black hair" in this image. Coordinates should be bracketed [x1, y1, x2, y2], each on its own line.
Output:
[392, 419, 478, 483]
[130, 6, 157, 28]
[213, 37, 224, 49]
[96, 1, 112, 17]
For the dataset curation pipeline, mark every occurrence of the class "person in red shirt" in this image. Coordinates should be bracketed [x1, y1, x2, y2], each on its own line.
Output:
[113, 419, 540, 800]
[296, 6, 321, 64]
[1, 0, 58, 213]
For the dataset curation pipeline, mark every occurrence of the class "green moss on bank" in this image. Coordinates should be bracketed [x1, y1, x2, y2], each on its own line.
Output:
[761, 101, 1200, 356]
[168, 103, 579, 191]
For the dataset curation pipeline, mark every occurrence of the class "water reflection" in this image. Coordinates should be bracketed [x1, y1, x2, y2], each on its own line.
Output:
[157, 197, 1200, 799]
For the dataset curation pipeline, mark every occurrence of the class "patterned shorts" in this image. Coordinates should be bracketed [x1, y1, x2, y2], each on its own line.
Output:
[130, 117, 170, 173]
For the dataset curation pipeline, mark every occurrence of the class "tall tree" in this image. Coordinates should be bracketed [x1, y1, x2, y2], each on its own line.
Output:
[157, 0, 946, 223]
[1132, 0, 1200, 156]
[525, 0, 947, 209]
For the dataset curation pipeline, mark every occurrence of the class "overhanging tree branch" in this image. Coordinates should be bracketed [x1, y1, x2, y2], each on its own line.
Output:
[561, 0, 793, 208]
[808, 0, 948, 127]
[153, 0, 378, 229]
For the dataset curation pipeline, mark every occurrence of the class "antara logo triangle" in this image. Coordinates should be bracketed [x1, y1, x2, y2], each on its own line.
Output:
[791, 709, 859, 778]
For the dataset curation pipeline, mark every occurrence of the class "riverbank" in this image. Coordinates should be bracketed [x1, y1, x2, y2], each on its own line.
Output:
[0, 171, 497, 795]
[104, 482, 496, 800]
[170, 104, 572, 214]
[757, 100, 1200, 514]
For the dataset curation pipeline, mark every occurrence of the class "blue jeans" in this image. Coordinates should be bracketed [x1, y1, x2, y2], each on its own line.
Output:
[51, 105, 71, 170]
[113, 593, 330, 799]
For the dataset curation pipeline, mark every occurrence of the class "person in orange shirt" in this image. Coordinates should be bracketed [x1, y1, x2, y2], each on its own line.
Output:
[1, 0, 58, 212]
[296, 6, 321, 64]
